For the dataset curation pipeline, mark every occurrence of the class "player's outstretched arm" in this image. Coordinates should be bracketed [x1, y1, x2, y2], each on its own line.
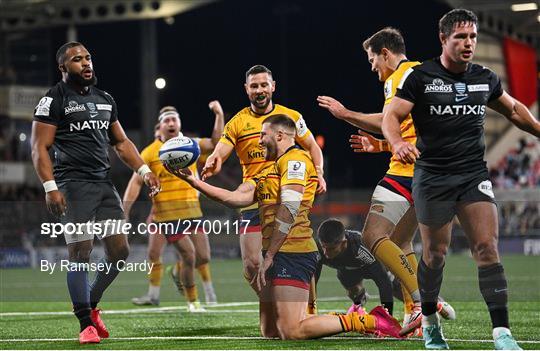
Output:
[166, 165, 256, 208]
[109, 121, 160, 196]
[489, 92, 540, 137]
[122, 172, 143, 220]
[350, 130, 392, 154]
[382, 97, 419, 164]
[317, 95, 383, 134]
[201, 141, 234, 180]
[31, 121, 67, 217]
[199, 100, 225, 154]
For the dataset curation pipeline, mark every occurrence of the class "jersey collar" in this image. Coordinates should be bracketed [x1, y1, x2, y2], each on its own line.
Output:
[395, 59, 410, 70]
[249, 103, 276, 116]
[276, 144, 300, 162]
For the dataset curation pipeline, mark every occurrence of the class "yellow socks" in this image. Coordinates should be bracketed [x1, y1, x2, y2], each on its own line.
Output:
[149, 260, 163, 286]
[338, 312, 376, 333]
[197, 263, 212, 282]
[372, 238, 419, 300]
[184, 285, 199, 303]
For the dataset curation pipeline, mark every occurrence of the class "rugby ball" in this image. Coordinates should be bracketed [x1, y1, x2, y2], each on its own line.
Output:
[159, 136, 200, 170]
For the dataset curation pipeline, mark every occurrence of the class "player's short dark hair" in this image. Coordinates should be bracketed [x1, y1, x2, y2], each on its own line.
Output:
[56, 41, 84, 64]
[317, 218, 346, 244]
[362, 27, 406, 55]
[245, 65, 273, 80]
[263, 114, 295, 133]
[439, 9, 478, 37]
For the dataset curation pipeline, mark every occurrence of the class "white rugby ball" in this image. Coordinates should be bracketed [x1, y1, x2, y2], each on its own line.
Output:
[159, 136, 200, 170]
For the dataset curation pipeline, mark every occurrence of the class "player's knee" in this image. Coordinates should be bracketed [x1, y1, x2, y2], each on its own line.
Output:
[277, 324, 304, 340]
[425, 244, 447, 267]
[108, 243, 129, 263]
[260, 323, 279, 338]
[69, 247, 92, 263]
[196, 255, 210, 267]
[182, 251, 196, 268]
[472, 238, 498, 263]
[148, 249, 161, 262]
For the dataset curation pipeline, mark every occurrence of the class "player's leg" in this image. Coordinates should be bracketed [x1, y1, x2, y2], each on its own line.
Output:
[362, 185, 420, 305]
[456, 200, 520, 349]
[189, 229, 217, 304]
[364, 263, 395, 316]
[170, 234, 204, 312]
[132, 229, 167, 305]
[259, 281, 280, 338]
[239, 209, 263, 292]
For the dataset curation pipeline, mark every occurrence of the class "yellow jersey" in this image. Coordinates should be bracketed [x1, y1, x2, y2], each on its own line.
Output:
[248, 146, 318, 253]
[383, 60, 420, 178]
[140, 138, 202, 222]
[220, 104, 312, 182]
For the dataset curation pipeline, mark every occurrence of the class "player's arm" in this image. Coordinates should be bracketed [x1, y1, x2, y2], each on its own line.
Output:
[122, 172, 144, 220]
[257, 183, 305, 290]
[109, 121, 160, 196]
[382, 96, 419, 164]
[296, 135, 326, 194]
[350, 130, 392, 154]
[317, 95, 383, 134]
[201, 141, 234, 180]
[31, 121, 66, 217]
[166, 166, 256, 208]
[199, 100, 225, 153]
[488, 91, 540, 137]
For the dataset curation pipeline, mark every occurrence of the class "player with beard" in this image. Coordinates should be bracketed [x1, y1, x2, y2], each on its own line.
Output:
[31, 42, 160, 344]
[123, 103, 224, 311]
[383, 9, 540, 349]
[166, 114, 402, 340]
[201, 65, 324, 313]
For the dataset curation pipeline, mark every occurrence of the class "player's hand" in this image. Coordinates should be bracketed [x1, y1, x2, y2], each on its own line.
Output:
[392, 141, 420, 164]
[201, 154, 222, 181]
[143, 172, 161, 197]
[316, 173, 327, 194]
[255, 255, 274, 292]
[164, 164, 196, 183]
[208, 100, 224, 116]
[317, 95, 349, 120]
[350, 130, 384, 153]
[45, 190, 67, 218]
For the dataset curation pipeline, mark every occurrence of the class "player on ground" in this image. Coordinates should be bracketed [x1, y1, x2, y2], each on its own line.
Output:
[315, 218, 395, 315]
[31, 42, 160, 344]
[123, 103, 224, 311]
[167, 114, 402, 339]
[202, 65, 325, 312]
[318, 28, 427, 334]
[383, 9, 540, 350]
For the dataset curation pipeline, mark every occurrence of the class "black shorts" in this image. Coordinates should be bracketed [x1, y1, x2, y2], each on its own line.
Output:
[58, 181, 125, 244]
[336, 261, 387, 288]
[413, 167, 495, 225]
[264, 251, 319, 290]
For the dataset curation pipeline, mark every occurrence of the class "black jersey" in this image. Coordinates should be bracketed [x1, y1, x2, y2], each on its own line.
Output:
[33, 81, 119, 182]
[318, 230, 376, 270]
[396, 57, 503, 174]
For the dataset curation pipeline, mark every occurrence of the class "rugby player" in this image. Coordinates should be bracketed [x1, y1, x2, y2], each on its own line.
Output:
[201, 65, 324, 312]
[123, 103, 223, 311]
[383, 9, 540, 349]
[31, 42, 160, 344]
[166, 114, 402, 339]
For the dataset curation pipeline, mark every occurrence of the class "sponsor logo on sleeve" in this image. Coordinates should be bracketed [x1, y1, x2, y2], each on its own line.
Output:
[287, 160, 306, 180]
[424, 78, 453, 93]
[295, 116, 308, 137]
[35, 97, 53, 116]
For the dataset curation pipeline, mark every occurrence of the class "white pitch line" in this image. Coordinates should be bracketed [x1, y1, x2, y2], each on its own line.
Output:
[0, 335, 538, 344]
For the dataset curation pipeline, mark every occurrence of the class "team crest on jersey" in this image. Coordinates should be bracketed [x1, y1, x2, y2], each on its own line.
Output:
[454, 82, 468, 102]
[424, 78, 452, 93]
[86, 102, 98, 118]
[65, 100, 86, 114]
[384, 79, 393, 99]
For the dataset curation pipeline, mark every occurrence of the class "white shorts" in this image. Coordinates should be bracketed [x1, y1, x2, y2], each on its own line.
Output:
[63, 219, 127, 245]
[369, 185, 412, 225]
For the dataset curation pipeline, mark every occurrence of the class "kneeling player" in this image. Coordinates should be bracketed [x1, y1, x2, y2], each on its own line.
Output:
[167, 114, 402, 339]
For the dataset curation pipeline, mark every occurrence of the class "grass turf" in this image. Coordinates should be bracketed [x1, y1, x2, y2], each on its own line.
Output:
[1, 254, 539, 349]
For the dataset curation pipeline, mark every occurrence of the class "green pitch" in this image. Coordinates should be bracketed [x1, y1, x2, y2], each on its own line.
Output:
[1, 254, 539, 349]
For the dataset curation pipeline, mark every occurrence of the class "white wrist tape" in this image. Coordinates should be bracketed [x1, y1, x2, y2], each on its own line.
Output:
[137, 164, 152, 177]
[43, 180, 58, 193]
[281, 189, 303, 218]
[275, 218, 292, 234]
